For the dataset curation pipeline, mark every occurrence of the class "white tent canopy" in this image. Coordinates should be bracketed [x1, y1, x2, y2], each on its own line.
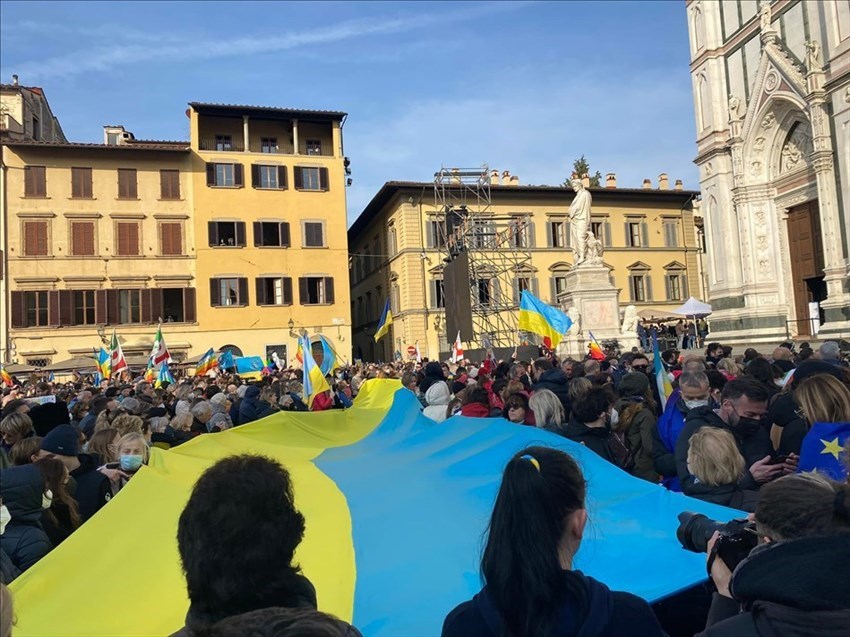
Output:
[671, 296, 712, 317]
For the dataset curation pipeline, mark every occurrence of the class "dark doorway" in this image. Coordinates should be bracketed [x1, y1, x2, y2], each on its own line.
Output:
[786, 200, 825, 336]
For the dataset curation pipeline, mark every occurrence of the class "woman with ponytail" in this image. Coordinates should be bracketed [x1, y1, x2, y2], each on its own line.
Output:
[699, 473, 850, 636]
[442, 446, 663, 637]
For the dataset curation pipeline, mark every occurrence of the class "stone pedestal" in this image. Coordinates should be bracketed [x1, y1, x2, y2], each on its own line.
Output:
[556, 265, 625, 359]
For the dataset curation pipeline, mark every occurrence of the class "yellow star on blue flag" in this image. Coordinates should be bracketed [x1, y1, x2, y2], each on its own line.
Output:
[799, 422, 849, 481]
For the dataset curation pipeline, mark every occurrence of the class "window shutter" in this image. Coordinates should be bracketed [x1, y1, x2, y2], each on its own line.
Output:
[426, 222, 436, 248]
[183, 288, 196, 322]
[130, 170, 138, 198]
[94, 290, 107, 324]
[106, 290, 119, 324]
[238, 278, 248, 305]
[512, 279, 520, 305]
[25, 166, 45, 197]
[206, 163, 215, 186]
[324, 277, 335, 304]
[283, 278, 293, 305]
[234, 164, 244, 187]
[665, 276, 672, 300]
[117, 222, 127, 255]
[72, 222, 82, 256]
[172, 223, 183, 255]
[624, 222, 631, 247]
[429, 280, 437, 309]
[210, 279, 221, 307]
[251, 164, 260, 188]
[641, 222, 649, 248]
[151, 289, 163, 323]
[160, 224, 172, 255]
[526, 222, 536, 248]
[298, 277, 308, 304]
[253, 222, 262, 247]
[491, 279, 501, 306]
[294, 167, 304, 190]
[208, 222, 218, 246]
[564, 222, 571, 248]
[532, 278, 539, 297]
[235, 222, 246, 247]
[48, 291, 61, 326]
[129, 222, 140, 255]
[139, 289, 152, 323]
[645, 275, 653, 301]
[255, 278, 265, 305]
[603, 221, 612, 247]
[278, 166, 288, 189]
[549, 277, 558, 304]
[160, 170, 168, 199]
[545, 222, 553, 247]
[24, 222, 35, 256]
[280, 222, 291, 247]
[319, 167, 329, 191]
[58, 290, 72, 326]
[11, 292, 25, 328]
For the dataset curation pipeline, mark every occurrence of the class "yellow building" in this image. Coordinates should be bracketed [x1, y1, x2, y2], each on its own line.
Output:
[1, 99, 350, 369]
[348, 171, 702, 361]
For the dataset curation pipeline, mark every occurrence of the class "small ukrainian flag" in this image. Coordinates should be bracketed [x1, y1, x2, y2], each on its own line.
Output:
[374, 299, 393, 342]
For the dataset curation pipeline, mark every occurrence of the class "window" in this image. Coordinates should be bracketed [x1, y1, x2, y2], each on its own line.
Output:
[299, 276, 335, 305]
[471, 220, 495, 248]
[666, 274, 683, 301]
[629, 275, 646, 302]
[206, 163, 244, 188]
[590, 220, 612, 247]
[388, 226, 397, 257]
[31, 115, 40, 141]
[208, 221, 246, 247]
[252, 165, 287, 190]
[627, 222, 642, 247]
[303, 222, 325, 247]
[256, 277, 293, 306]
[426, 220, 442, 248]
[430, 279, 445, 309]
[547, 219, 570, 248]
[294, 166, 329, 191]
[391, 282, 400, 314]
[215, 135, 233, 151]
[117, 169, 138, 199]
[552, 275, 568, 303]
[210, 277, 248, 307]
[162, 288, 196, 323]
[160, 222, 183, 255]
[663, 220, 679, 247]
[306, 139, 322, 155]
[73, 290, 96, 325]
[24, 291, 49, 327]
[476, 278, 495, 307]
[71, 221, 95, 256]
[160, 170, 180, 199]
[261, 137, 278, 153]
[116, 221, 140, 256]
[510, 218, 534, 248]
[253, 221, 290, 247]
[23, 221, 48, 256]
[107, 132, 119, 146]
[24, 166, 46, 197]
[118, 289, 141, 323]
[71, 167, 93, 198]
[514, 276, 537, 304]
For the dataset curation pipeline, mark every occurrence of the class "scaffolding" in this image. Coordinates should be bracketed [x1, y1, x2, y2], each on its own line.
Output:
[434, 165, 535, 349]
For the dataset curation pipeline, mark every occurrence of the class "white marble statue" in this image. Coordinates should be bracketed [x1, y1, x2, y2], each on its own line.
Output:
[585, 231, 603, 266]
[805, 40, 821, 72]
[569, 177, 592, 266]
[620, 305, 639, 335]
[759, 0, 771, 32]
[568, 306, 582, 336]
[728, 94, 742, 121]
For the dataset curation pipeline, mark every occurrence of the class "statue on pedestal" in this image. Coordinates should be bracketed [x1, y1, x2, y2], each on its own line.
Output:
[805, 40, 821, 72]
[568, 306, 582, 336]
[759, 0, 771, 32]
[585, 231, 604, 266]
[620, 305, 639, 335]
[569, 176, 593, 266]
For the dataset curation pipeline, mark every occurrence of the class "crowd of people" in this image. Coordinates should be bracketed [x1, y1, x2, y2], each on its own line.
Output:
[0, 337, 848, 636]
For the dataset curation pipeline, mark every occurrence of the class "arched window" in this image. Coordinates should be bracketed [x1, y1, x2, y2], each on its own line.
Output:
[690, 4, 704, 53]
[696, 73, 711, 131]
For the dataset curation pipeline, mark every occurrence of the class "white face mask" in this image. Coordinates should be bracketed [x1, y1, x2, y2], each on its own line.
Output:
[684, 399, 709, 410]
[0, 505, 10, 535]
[42, 489, 54, 510]
[609, 409, 619, 427]
[774, 379, 785, 388]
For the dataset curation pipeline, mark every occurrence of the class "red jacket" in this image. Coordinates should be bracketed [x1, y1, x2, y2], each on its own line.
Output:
[460, 403, 491, 418]
[311, 392, 333, 411]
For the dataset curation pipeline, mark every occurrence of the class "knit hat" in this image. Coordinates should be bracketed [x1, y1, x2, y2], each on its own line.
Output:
[40, 424, 80, 457]
[147, 407, 168, 418]
[617, 372, 650, 397]
[210, 393, 229, 406]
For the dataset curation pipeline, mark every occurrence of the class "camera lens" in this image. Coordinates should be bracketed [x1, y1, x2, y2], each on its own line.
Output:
[676, 512, 726, 553]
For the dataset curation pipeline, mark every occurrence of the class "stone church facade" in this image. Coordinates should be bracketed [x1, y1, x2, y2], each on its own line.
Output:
[688, 0, 850, 344]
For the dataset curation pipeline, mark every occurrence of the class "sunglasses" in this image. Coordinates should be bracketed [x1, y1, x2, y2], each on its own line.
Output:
[632, 365, 649, 371]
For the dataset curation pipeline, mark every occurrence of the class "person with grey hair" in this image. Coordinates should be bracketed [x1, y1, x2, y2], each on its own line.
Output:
[119, 397, 141, 416]
[208, 393, 233, 431]
[529, 389, 565, 431]
[190, 401, 214, 434]
[818, 341, 841, 365]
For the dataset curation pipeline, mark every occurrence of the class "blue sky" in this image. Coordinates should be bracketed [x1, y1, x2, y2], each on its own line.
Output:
[1, 1, 699, 224]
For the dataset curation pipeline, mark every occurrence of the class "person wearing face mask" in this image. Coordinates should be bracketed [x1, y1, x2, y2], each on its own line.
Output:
[0, 464, 53, 577]
[33, 457, 81, 546]
[674, 378, 791, 499]
[563, 387, 632, 470]
[103, 432, 149, 493]
[0, 498, 21, 584]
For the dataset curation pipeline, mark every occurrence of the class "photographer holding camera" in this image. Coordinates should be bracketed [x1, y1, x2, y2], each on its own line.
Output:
[695, 473, 850, 636]
[675, 378, 795, 498]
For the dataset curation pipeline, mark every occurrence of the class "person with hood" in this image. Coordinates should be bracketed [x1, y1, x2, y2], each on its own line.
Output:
[208, 393, 234, 431]
[0, 464, 53, 575]
[423, 381, 451, 423]
[442, 447, 664, 637]
[35, 424, 111, 521]
[237, 385, 278, 426]
[459, 386, 495, 418]
[171, 455, 340, 636]
[697, 473, 850, 637]
[675, 378, 790, 499]
[563, 387, 631, 470]
[531, 358, 571, 416]
[615, 372, 659, 483]
[418, 362, 447, 396]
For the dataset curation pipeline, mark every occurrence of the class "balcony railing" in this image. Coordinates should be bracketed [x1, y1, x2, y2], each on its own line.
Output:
[248, 141, 295, 154]
[199, 139, 245, 152]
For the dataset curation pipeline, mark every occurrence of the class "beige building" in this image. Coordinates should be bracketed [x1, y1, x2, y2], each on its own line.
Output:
[687, 0, 850, 343]
[348, 172, 702, 362]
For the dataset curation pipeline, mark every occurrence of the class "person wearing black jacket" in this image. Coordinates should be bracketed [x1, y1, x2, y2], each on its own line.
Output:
[675, 378, 791, 498]
[531, 358, 572, 417]
[562, 387, 631, 471]
[36, 425, 111, 522]
[697, 474, 850, 636]
[442, 447, 663, 637]
[0, 464, 53, 576]
[237, 385, 277, 426]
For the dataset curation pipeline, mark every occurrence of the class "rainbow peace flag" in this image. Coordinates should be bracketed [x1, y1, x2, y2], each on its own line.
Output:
[7, 381, 740, 636]
[518, 290, 573, 349]
[0, 364, 12, 387]
[194, 348, 218, 376]
[587, 331, 606, 361]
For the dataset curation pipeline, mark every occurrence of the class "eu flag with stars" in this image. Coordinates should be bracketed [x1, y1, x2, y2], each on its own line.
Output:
[798, 421, 850, 481]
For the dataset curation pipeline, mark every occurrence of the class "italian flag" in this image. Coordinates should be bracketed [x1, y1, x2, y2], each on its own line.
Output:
[110, 329, 128, 376]
[149, 324, 171, 368]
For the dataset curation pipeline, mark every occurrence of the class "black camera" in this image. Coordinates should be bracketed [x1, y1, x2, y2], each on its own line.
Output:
[677, 512, 758, 572]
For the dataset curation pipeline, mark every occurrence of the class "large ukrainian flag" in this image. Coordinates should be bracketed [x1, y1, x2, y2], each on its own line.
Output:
[373, 298, 393, 342]
[9, 381, 741, 637]
[518, 289, 573, 348]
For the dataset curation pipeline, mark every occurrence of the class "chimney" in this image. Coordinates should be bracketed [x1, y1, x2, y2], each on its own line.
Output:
[450, 167, 460, 185]
[674, 179, 684, 191]
[509, 174, 519, 186]
[658, 173, 669, 190]
[642, 178, 652, 189]
[605, 173, 617, 188]
[12, 74, 19, 86]
[490, 169, 500, 185]
[581, 173, 590, 188]
[502, 170, 511, 182]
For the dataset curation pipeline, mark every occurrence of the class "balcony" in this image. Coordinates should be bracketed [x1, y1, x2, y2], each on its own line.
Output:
[199, 138, 245, 152]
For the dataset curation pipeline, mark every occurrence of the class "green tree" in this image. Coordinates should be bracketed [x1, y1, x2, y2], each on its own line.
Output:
[566, 155, 602, 187]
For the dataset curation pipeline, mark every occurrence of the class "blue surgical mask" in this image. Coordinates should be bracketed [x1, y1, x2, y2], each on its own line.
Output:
[119, 454, 144, 472]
